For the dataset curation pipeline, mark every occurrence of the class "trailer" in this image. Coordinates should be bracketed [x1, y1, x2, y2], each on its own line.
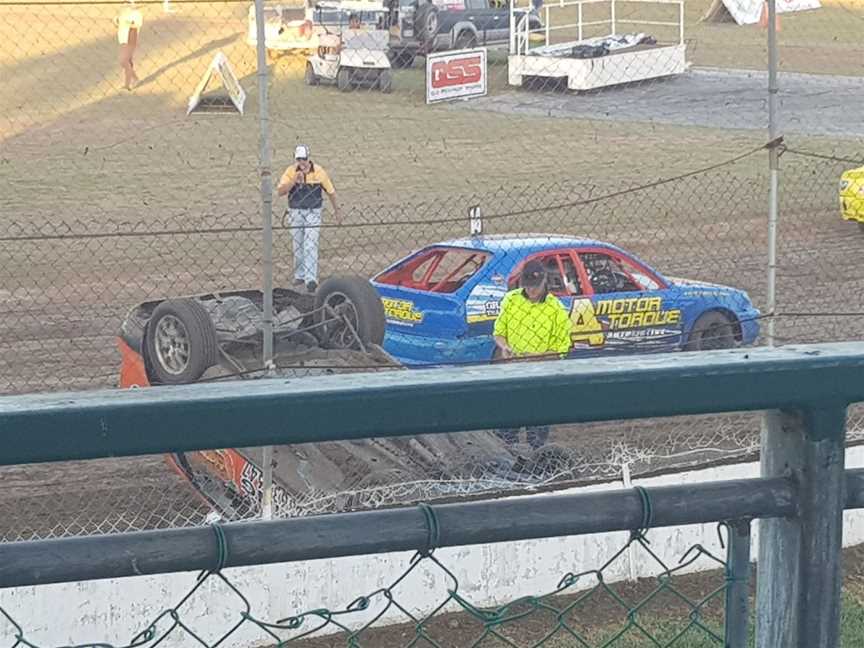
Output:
[508, 0, 687, 92]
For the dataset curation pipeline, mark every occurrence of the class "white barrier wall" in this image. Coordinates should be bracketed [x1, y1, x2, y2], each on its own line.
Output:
[5, 448, 864, 647]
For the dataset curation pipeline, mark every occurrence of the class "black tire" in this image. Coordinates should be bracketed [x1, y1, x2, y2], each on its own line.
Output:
[414, 4, 438, 50]
[304, 62, 319, 86]
[684, 311, 736, 352]
[378, 69, 393, 93]
[314, 276, 386, 349]
[337, 67, 352, 92]
[144, 298, 218, 384]
[454, 30, 477, 50]
[388, 49, 416, 68]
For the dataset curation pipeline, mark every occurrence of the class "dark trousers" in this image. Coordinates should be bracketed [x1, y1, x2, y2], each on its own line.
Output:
[496, 426, 550, 450]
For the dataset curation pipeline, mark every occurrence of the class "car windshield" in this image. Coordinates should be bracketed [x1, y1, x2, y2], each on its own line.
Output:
[376, 247, 491, 293]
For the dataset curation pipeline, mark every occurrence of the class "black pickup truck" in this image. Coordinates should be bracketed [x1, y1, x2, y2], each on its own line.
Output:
[386, 0, 541, 67]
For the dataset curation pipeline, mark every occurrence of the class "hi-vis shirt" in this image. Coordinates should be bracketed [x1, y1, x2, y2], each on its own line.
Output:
[279, 162, 335, 210]
[493, 289, 573, 356]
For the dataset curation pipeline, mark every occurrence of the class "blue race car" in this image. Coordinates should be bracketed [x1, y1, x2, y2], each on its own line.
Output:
[371, 234, 760, 366]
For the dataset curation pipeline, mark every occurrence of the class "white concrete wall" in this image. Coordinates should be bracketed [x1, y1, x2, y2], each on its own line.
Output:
[5, 448, 864, 647]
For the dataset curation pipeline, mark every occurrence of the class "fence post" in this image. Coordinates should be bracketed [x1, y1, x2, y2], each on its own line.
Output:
[621, 461, 638, 582]
[724, 518, 751, 648]
[254, 0, 276, 521]
[756, 406, 846, 647]
[765, 0, 779, 346]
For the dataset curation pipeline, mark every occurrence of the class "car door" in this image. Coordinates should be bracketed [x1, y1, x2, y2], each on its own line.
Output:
[506, 250, 599, 353]
[574, 248, 684, 354]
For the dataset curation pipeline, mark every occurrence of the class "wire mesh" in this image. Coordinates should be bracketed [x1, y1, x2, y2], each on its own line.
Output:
[0, 524, 741, 647]
[1, 0, 864, 570]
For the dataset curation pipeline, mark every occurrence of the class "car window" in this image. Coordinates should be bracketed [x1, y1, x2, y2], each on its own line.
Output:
[467, 0, 488, 9]
[509, 253, 585, 296]
[579, 252, 645, 294]
[376, 247, 491, 293]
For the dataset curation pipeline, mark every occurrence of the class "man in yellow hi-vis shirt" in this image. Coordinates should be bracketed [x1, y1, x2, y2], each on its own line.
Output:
[493, 259, 572, 449]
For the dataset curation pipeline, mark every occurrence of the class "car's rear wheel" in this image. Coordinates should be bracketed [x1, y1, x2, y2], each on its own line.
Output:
[144, 299, 218, 384]
[415, 4, 438, 50]
[314, 276, 386, 349]
[684, 311, 736, 351]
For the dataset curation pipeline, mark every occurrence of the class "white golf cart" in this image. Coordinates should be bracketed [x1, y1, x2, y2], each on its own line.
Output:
[304, 1, 393, 92]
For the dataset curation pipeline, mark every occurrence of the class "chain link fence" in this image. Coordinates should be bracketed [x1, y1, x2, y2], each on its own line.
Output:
[1, 0, 864, 545]
[0, 526, 738, 647]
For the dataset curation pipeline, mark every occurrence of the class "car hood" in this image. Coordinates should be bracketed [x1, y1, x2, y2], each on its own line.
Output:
[666, 276, 748, 297]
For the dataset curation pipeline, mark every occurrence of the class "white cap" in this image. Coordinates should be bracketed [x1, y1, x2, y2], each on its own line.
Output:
[294, 144, 310, 160]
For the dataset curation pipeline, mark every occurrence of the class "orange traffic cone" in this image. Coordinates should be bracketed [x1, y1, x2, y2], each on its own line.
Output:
[759, 1, 781, 31]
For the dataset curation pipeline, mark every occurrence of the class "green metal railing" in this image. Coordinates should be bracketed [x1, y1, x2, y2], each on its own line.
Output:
[2, 342, 864, 647]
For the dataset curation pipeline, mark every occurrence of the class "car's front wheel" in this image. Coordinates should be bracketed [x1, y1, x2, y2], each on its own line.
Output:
[337, 67, 352, 92]
[378, 69, 393, 93]
[144, 299, 218, 384]
[684, 311, 736, 351]
[314, 276, 386, 349]
[304, 62, 319, 86]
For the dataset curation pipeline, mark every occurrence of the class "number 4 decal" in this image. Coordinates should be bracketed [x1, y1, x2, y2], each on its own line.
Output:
[570, 299, 605, 346]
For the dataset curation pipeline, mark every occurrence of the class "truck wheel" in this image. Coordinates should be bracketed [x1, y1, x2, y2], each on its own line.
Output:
[314, 276, 386, 349]
[455, 30, 477, 49]
[144, 299, 218, 384]
[378, 69, 392, 93]
[304, 62, 319, 86]
[337, 67, 352, 91]
[684, 311, 736, 351]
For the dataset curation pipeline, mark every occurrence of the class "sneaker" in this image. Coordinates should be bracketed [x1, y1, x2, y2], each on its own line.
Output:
[306, 280, 318, 293]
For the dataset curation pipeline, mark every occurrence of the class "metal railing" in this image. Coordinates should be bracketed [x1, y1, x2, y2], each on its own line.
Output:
[2, 342, 864, 646]
[510, 0, 684, 56]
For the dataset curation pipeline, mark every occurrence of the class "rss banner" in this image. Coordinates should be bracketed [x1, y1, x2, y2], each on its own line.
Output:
[426, 48, 487, 104]
[187, 52, 246, 115]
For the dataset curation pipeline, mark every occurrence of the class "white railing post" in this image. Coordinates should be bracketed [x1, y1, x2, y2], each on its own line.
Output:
[545, 5, 550, 46]
[577, 1, 583, 40]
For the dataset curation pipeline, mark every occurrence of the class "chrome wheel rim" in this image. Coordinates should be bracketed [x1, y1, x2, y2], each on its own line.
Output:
[154, 314, 190, 375]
